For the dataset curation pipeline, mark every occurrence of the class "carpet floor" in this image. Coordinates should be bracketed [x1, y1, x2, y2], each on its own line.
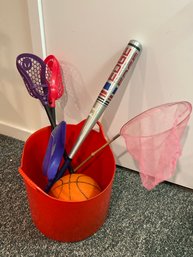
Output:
[0, 134, 193, 257]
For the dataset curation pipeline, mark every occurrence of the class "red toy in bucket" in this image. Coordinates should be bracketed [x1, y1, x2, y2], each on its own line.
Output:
[18, 121, 115, 242]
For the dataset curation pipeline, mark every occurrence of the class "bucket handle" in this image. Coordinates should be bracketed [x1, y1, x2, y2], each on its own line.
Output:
[96, 121, 106, 139]
[75, 119, 106, 139]
[18, 167, 43, 193]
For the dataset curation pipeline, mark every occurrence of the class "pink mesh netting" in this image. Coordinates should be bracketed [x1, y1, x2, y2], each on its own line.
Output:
[120, 101, 192, 190]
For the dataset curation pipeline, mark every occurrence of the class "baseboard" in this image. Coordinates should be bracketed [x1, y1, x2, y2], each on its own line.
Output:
[0, 121, 33, 141]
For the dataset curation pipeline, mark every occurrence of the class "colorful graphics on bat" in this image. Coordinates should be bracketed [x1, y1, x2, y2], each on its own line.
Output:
[96, 44, 139, 107]
[97, 82, 117, 106]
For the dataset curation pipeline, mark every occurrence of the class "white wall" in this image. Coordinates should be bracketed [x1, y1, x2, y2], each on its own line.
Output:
[0, 0, 44, 140]
[0, 0, 193, 189]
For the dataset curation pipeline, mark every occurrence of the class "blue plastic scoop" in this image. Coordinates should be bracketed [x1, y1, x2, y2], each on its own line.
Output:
[43, 121, 66, 180]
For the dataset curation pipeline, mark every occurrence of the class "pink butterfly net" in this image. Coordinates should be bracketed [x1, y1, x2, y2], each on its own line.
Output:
[120, 101, 192, 190]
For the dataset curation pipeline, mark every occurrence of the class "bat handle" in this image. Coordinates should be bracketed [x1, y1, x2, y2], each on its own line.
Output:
[69, 103, 106, 159]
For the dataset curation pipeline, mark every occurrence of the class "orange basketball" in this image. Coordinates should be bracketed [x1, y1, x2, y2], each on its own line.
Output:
[49, 174, 102, 202]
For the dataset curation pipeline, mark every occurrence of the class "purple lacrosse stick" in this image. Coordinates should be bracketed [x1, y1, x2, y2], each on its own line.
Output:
[16, 53, 56, 128]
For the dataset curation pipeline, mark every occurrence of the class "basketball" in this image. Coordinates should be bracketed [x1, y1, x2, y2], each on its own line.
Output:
[49, 174, 102, 201]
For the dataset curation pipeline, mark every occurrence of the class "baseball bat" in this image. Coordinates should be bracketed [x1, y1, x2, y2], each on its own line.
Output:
[69, 39, 142, 158]
[45, 39, 142, 192]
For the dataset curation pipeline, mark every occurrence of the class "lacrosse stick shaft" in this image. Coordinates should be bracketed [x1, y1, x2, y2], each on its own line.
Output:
[69, 40, 142, 159]
[50, 107, 56, 125]
[44, 105, 56, 129]
[74, 133, 120, 172]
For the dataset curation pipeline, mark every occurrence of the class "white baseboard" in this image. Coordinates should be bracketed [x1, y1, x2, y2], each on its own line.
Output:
[0, 121, 33, 141]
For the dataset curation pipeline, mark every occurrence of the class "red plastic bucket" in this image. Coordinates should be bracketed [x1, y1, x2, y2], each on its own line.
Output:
[18, 120, 116, 242]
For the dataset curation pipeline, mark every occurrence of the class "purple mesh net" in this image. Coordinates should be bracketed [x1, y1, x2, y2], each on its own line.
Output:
[16, 53, 48, 105]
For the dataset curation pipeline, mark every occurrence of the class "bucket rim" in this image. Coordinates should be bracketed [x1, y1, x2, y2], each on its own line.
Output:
[19, 162, 116, 203]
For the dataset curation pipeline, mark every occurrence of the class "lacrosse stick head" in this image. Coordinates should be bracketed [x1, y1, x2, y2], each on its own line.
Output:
[16, 53, 49, 105]
[120, 101, 192, 190]
[44, 55, 64, 108]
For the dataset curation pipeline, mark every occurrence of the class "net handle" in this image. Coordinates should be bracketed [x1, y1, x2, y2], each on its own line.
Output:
[74, 133, 120, 172]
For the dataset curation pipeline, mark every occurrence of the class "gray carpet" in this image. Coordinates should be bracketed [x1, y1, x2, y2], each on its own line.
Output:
[1, 134, 193, 257]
